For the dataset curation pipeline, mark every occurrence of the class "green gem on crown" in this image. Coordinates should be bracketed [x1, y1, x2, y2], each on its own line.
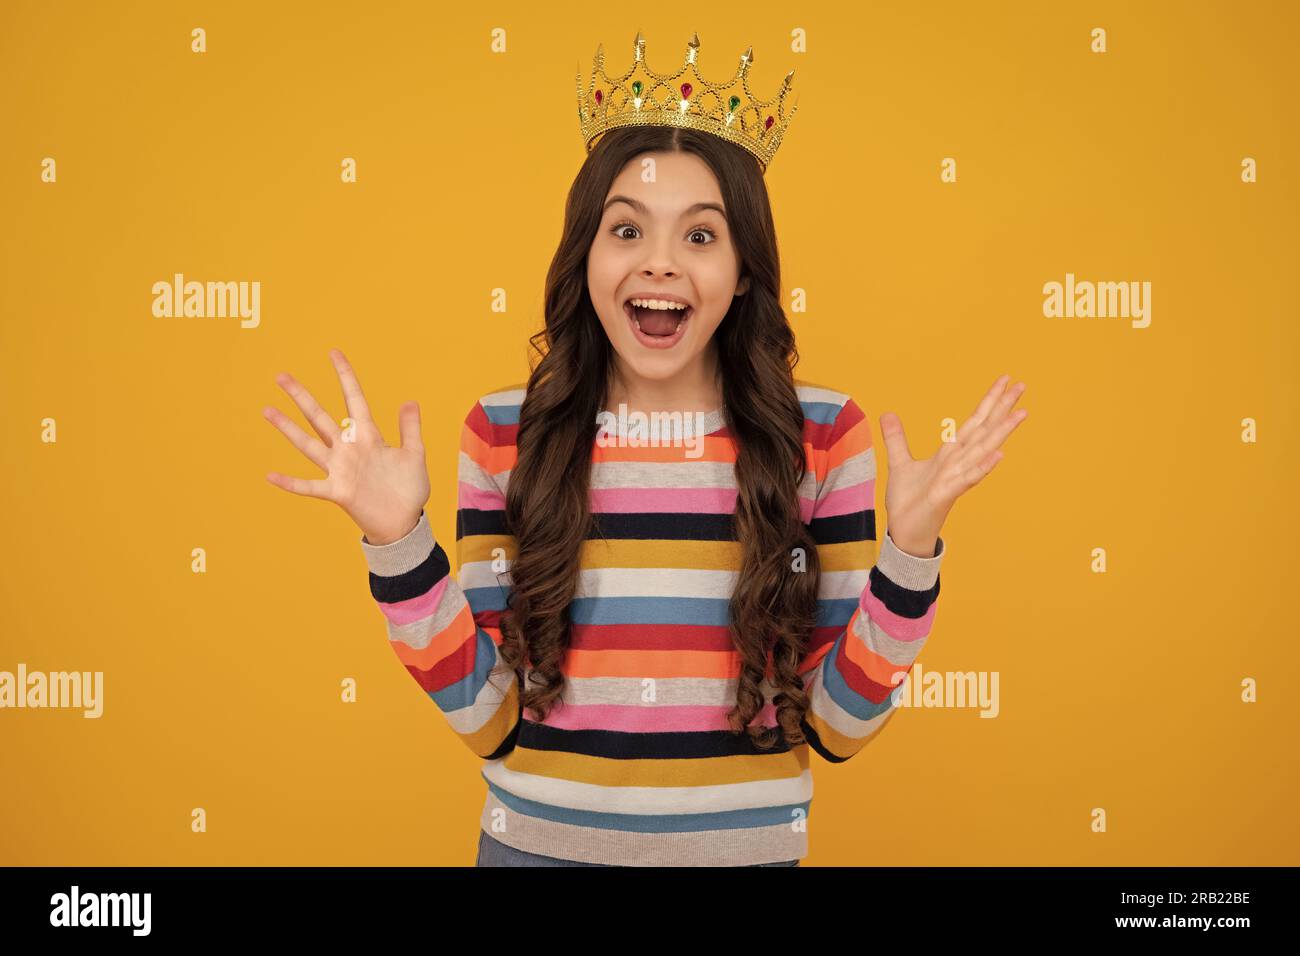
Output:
[729, 95, 740, 112]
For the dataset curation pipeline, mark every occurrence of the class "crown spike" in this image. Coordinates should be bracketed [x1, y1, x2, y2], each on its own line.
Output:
[577, 33, 797, 173]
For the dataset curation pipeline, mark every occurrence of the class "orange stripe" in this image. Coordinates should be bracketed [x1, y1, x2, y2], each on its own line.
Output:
[565, 647, 740, 679]
[591, 433, 737, 464]
[825, 416, 871, 473]
[390, 599, 475, 669]
[839, 608, 911, 687]
[462, 422, 516, 474]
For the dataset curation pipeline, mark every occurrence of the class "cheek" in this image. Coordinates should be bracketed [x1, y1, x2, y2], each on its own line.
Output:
[692, 312, 725, 345]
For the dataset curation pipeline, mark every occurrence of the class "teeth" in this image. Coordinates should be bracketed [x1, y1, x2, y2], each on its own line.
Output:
[629, 298, 689, 311]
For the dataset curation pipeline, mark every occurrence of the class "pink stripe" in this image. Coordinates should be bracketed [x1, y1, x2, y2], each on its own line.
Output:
[528, 701, 779, 732]
[458, 481, 505, 511]
[377, 575, 452, 626]
[860, 589, 936, 642]
[810, 479, 873, 519]
[589, 485, 738, 514]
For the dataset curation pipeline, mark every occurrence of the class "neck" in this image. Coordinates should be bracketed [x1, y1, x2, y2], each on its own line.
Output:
[605, 346, 723, 413]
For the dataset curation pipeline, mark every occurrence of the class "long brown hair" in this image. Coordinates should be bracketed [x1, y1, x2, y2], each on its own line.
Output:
[495, 123, 821, 750]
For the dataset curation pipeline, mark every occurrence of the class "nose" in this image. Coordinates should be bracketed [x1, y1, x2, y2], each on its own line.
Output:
[637, 234, 682, 278]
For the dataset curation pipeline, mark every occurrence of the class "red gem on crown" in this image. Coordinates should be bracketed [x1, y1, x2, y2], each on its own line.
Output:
[680, 82, 692, 99]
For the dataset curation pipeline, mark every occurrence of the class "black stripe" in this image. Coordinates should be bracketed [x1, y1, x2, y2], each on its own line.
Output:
[484, 696, 524, 760]
[517, 719, 797, 759]
[869, 567, 941, 618]
[799, 715, 850, 763]
[367, 541, 451, 604]
[457, 508, 881, 546]
[807, 509, 875, 546]
[589, 512, 736, 541]
[457, 507, 510, 541]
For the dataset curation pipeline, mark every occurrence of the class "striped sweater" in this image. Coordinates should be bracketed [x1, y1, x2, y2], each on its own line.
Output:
[360, 382, 946, 866]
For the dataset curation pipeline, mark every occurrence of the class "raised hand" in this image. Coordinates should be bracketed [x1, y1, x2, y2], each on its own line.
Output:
[262, 349, 431, 545]
[877, 374, 1029, 558]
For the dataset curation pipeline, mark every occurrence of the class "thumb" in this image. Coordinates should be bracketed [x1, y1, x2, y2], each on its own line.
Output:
[397, 401, 423, 451]
[878, 412, 914, 467]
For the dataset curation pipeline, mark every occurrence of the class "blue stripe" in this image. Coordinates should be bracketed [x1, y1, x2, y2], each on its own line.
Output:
[429, 626, 505, 715]
[816, 627, 898, 722]
[483, 776, 812, 833]
[569, 595, 730, 626]
[462, 584, 510, 613]
[481, 402, 521, 426]
[817, 596, 859, 628]
[799, 400, 842, 425]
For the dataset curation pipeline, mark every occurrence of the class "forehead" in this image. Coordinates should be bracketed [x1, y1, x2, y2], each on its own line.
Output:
[604, 151, 724, 212]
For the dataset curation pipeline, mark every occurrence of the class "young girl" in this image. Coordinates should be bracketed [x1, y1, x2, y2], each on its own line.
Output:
[262, 34, 1028, 867]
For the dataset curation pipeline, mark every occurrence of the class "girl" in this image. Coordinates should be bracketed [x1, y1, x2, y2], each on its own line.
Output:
[262, 57, 1028, 867]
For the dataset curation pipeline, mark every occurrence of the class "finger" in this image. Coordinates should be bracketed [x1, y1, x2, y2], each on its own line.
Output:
[330, 349, 375, 427]
[878, 412, 913, 467]
[262, 405, 331, 471]
[957, 379, 1027, 447]
[958, 406, 1028, 469]
[265, 471, 332, 500]
[986, 380, 1028, 427]
[956, 375, 1012, 441]
[958, 449, 1003, 490]
[276, 371, 341, 444]
[397, 400, 424, 451]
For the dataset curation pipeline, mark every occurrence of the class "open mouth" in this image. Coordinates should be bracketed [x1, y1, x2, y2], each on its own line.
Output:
[623, 299, 694, 342]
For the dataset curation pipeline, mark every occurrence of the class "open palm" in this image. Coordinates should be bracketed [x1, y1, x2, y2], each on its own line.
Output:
[262, 349, 430, 545]
[879, 374, 1029, 555]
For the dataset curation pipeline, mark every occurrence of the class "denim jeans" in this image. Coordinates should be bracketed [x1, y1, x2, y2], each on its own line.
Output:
[475, 829, 799, 867]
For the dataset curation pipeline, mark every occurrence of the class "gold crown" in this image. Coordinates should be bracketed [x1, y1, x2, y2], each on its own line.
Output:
[576, 30, 800, 173]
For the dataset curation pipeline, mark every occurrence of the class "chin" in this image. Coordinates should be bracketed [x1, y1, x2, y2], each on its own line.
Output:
[617, 350, 692, 378]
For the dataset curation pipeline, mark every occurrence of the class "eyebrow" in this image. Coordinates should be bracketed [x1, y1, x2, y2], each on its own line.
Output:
[603, 195, 727, 220]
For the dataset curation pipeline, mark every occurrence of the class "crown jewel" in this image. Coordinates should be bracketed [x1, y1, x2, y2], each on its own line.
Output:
[576, 30, 799, 173]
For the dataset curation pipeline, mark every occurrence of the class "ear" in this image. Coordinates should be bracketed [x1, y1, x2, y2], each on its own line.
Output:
[735, 274, 751, 296]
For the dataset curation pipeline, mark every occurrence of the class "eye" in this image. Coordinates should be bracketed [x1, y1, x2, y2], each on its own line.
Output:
[609, 219, 718, 245]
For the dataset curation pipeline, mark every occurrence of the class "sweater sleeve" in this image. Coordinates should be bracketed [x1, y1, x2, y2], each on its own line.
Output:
[359, 398, 522, 760]
[797, 396, 945, 763]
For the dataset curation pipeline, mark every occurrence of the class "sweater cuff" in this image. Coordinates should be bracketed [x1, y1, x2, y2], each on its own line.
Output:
[359, 510, 435, 577]
[877, 528, 945, 591]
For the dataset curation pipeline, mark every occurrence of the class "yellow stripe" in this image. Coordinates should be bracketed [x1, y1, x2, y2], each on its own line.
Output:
[506, 744, 810, 786]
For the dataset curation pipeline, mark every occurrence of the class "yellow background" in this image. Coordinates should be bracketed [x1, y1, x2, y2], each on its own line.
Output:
[2, 1, 1296, 865]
